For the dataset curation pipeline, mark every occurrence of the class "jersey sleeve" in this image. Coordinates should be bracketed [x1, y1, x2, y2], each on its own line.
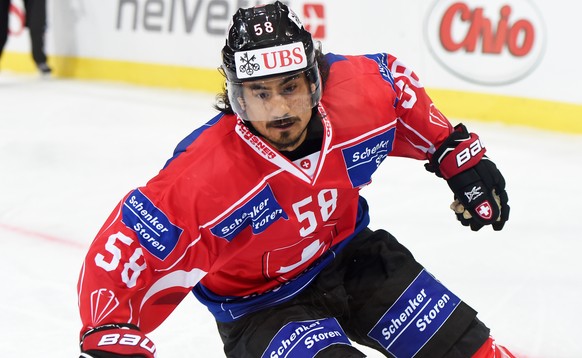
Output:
[77, 187, 211, 336]
[386, 55, 454, 160]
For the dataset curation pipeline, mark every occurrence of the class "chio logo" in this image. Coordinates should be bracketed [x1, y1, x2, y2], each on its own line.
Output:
[425, 0, 546, 85]
[9, 4, 26, 36]
[440, 4, 534, 56]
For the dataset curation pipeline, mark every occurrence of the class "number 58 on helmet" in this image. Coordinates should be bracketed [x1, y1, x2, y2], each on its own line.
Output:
[220, 1, 322, 121]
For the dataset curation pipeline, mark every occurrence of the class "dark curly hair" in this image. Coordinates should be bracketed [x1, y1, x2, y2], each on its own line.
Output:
[213, 49, 329, 114]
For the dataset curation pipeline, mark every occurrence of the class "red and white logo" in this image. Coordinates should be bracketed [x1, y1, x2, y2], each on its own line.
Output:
[236, 122, 277, 159]
[456, 139, 484, 168]
[235, 42, 308, 79]
[8, 4, 26, 36]
[96, 332, 156, 355]
[429, 103, 449, 128]
[90, 288, 120, 325]
[303, 4, 326, 39]
[425, 0, 545, 85]
[300, 159, 311, 170]
[262, 237, 331, 282]
[476, 201, 493, 220]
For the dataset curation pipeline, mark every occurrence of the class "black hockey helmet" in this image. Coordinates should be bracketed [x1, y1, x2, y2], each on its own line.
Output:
[221, 1, 322, 121]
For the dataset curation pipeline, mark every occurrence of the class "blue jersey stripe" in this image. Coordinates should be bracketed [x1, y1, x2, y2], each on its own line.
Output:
[364, 53, 399, 108]
[163, 112, 225, 168]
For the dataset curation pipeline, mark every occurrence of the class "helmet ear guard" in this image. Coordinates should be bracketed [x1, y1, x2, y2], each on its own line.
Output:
[221, 1, 322, 121]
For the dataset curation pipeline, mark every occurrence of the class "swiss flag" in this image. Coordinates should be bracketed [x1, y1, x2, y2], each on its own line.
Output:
[303, 4, 326, 39]
[476, 201, 493, 220]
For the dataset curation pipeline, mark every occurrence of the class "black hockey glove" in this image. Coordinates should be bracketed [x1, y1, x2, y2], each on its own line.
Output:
[425, 124, 509, 231]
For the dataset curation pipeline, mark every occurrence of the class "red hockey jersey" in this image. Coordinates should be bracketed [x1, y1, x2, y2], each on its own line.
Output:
[77, 53, 453, 334]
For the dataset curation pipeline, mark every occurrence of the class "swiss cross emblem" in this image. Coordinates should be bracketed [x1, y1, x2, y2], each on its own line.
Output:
[476, 201, 493, 220]
[303, 4, 325, 39]
[301, 159, 311, 169]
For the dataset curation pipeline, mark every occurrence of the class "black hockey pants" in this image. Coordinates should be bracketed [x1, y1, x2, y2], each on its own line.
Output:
[216, 228, 490, 358]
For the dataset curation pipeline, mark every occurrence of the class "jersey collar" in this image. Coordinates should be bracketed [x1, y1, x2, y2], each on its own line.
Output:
[234, 103, 333, 184]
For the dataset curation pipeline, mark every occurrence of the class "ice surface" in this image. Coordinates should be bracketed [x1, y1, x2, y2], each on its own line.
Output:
[1, 72, 581, 357]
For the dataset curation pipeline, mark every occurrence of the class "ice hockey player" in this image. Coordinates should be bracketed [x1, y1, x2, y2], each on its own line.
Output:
[77, 2, 513, 357]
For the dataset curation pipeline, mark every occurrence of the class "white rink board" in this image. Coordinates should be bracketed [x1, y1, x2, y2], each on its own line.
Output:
[4, 0, 582, 105]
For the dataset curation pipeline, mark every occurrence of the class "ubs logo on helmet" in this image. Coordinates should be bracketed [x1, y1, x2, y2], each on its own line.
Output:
[239, 53, 261, 76]
[425, 0, 546, 85]
[235, 42, 307, 79]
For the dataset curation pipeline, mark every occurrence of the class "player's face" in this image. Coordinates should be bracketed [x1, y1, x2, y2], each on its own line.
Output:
[239, 73, 314, 151]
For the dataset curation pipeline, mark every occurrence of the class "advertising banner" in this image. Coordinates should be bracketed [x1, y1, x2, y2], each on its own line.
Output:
[3, 0, 581, 131]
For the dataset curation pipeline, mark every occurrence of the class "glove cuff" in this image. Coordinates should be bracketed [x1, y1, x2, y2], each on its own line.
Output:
[429, 123, 486, 179]
[80, 324, 156, 358]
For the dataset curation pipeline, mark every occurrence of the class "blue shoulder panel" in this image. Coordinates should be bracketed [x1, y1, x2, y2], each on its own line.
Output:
[163, 112, 225, 168]
[324, 53, 347, 66]
[364, 53, 399, 108]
